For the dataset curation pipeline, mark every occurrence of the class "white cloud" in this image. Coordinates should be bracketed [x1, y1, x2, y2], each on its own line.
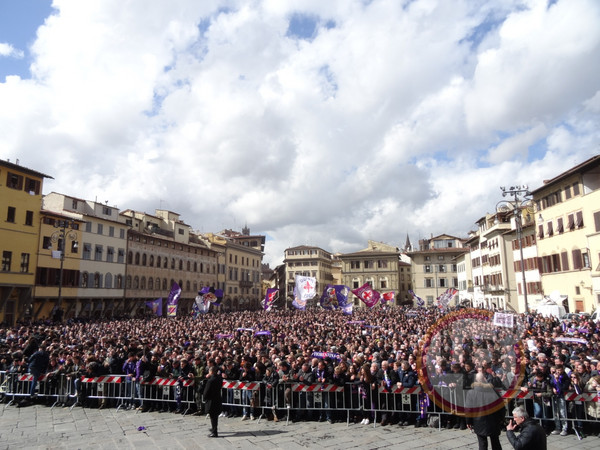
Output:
[1, 0, 599, 266]
[0, 43, 24, 59]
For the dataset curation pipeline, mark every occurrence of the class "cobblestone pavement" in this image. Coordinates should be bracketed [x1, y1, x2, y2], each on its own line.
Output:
[1, 403, 598, 449]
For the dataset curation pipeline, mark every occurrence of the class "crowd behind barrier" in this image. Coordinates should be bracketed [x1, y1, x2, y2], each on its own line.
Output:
[1, 306, 600, 439]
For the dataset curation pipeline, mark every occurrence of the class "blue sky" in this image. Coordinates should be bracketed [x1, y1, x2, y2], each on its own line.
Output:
[0, 0, 599, 266]
[0, 0, 53, 80]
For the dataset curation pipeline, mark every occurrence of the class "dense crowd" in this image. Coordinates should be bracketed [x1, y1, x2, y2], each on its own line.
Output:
[1, 306, 600, 438]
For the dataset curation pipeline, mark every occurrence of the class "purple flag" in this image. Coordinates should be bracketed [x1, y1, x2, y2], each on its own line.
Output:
[146, 298, 163, 317]
[167, 282, 181, 317]
[264, 288, 279, 312]
[352, 283, 380, 308]
[409, 289, 425, 307]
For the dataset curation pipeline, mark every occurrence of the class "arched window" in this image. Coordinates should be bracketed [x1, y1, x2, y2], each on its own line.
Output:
[194, 262, 198, 272]
[140, 277, 146, 290]
[193, 282, 198, 293]
[135, 253, 140, 265]
[171, 258, 175, 269]
[156, 277, 160, 290]
[142, 254, 147, 266]
[127, 251, 133, 264]
[81, 272, 89, 288]
[179, 260, 183, 270]
[94, 272, 101, 288]
[133, 276, 139, 289]
[116, 274, 123, 289]
[178, 279, 183, 289]
[187, 261, 191, 271]
[162, 278, 167, 290]
[156, 256, 161, 267]
[148, 277, 154, 290]
[126, 276, 132, 289]
[105, 273, 113, 288]
[200, 263, 204, 273]
[186, 280, 191, 291]
[149, 255, 154, 267]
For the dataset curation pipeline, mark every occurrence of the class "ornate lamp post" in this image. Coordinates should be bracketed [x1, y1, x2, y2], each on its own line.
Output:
[496, 186, 533, 314]
[51, 219, 78, 319]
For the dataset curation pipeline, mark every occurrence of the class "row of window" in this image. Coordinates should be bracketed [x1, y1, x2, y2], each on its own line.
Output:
[4, 171, 41, 194]
[517, 281, 543, 295]
[349, 260, 391, 269]
[126, 251, 214, 272]
[538, 249, 591, 273]
[424, 277, 458, 288]
[512, 234, 536, 250]
[425, 264, 457, 273]
[1, 252, 30, 272]
[537, 211, 583, 239]
[84, 221, 124, 238]
[228, 253, 260, 267]
[535, 181, 580, 211]
[5, 207, 34, 226]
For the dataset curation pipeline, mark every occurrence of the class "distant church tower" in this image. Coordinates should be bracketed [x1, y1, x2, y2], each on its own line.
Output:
[403, 233, 413, 252]
[242, 224, 250, 236]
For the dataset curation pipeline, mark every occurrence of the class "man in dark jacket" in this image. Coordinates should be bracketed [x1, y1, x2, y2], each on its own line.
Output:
[203, 365, 223, 438]
[506, 405, 547, 450]
[27, 344, 49, 399]
[465, 372, 505, 450]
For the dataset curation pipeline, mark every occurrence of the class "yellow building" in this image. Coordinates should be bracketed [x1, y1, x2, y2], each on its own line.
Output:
[0, 160, 52, 325]
[531, 155, 600, 313]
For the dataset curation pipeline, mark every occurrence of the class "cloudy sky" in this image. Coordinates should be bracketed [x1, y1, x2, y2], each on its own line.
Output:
[1, 0, 599, 267]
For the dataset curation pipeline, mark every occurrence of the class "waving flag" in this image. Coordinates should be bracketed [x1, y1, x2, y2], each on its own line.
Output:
[352, 283, 380, 308]
[409, 290, 425, 307]
[292, 286, 306, 310]
[167, 282, 181, 317]
[295, 275, 316, 301]
[263, 288, 279, 312]
[382, 291, 395, 302]
[146, 298, 163, 317]
[320, 285, 338, 310]
[293, 275, 316, 310]
[340, 302, 353, 315]
[192, 294, 210, 317]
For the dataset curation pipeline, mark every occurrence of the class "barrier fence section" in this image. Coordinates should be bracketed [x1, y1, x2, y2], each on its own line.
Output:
[2, 370, 600, 436]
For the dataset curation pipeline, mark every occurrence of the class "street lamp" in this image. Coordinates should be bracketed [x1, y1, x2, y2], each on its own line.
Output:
[496, 186, 532, 314]
[51, 219, 78, 319]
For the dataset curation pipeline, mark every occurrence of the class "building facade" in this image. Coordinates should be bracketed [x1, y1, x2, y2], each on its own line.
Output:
[43, 193, 129, 319]
[407, 234, 467, 307]
[33, 211, 83, 321]
[283, 245, 334, 308]
[121, 209, 219, 316]
[0, 160, 51, 325]
[340, 240, 404, 307]
[531, 155, 600, 313]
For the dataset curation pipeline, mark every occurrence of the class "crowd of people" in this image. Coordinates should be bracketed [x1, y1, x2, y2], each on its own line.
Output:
[1, 305, 600, 442]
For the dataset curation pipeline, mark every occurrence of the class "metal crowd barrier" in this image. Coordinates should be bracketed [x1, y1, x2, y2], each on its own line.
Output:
[2, 369, 600, 437]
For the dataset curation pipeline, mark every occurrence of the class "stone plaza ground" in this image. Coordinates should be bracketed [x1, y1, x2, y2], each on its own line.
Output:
[1, 403, 598, 449]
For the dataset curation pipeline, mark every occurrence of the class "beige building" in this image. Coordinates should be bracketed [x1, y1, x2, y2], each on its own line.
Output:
[0, 160, 51, 325]
[204, 228, 264, 311]
[121, 209, 219, 316]
[33, 210, 83, 321]
[407, 234, 467, 307]
[43, 193, 129, 319]
[339, 240, 406, 307]
[283, 245, 334, 308]
[531, 155, 600, 313]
